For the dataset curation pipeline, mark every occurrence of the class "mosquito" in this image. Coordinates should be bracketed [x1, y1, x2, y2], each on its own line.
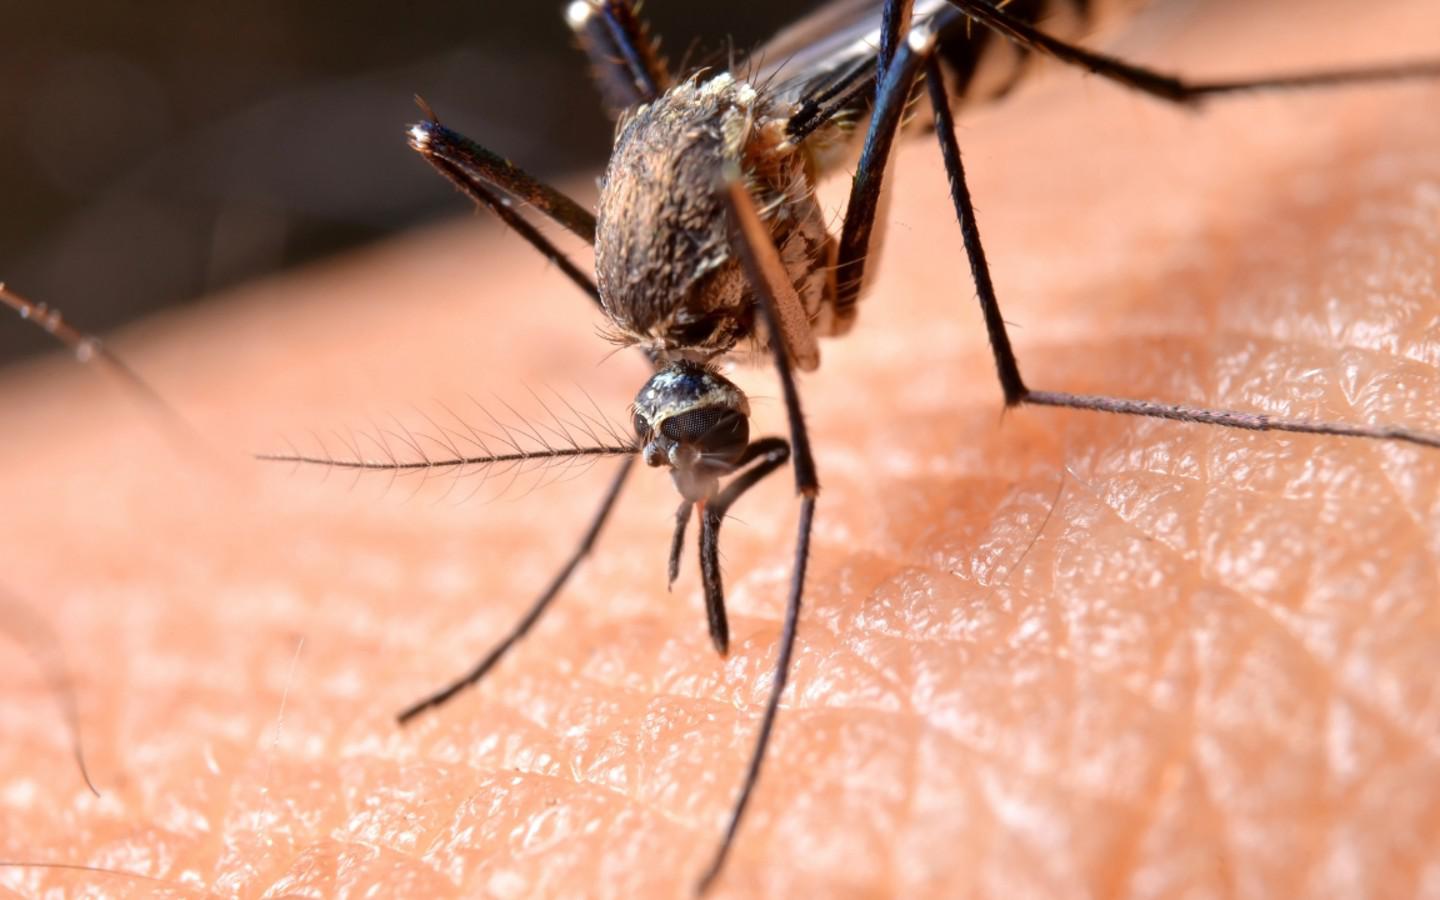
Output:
[0, 285, 205, 803]
[13, 0, 1440, 893]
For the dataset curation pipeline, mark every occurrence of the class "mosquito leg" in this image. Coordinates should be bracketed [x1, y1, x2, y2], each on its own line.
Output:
[2, 284, 161, 406]
[1, 284, 207, 456]
[422, 156, 601, 307]
[400, 60, 660, 728]
[1020, 392, 1440, 448]
[396, 455, 636, 724]
[831, 0, 926, 331]
[697, 503, 814, 897]
[922, 54, 1440, 449]
[698, 437, 792, 658]
[877, 0, 916, 79]
[566, 0, 670, 115]
[697, 179, 821, 894]
[941, 0, 1440, 106]
[669, 499, 692, 589]
[413, 116, 664, 365]
[721, 182, 818, 496]
[921, 56, 1024, 405]
[407, 114, 596, 244]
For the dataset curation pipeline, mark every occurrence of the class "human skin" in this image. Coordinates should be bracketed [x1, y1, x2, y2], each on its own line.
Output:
[1, 0, 1438, 897]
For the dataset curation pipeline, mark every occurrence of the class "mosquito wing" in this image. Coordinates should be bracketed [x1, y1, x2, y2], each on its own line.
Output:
[746, 0, 1125, 169]
[750, 0, 947, 99]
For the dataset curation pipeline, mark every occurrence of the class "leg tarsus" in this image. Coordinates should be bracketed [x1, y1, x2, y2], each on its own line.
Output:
[1, 284, 212, 461]
[1024, 390, 1440, 449]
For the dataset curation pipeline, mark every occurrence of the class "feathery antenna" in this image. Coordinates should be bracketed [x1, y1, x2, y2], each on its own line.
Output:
[256, 390, 639, 502]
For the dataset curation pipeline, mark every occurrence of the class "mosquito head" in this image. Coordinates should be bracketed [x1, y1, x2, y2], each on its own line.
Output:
[632, 361, 751, 502]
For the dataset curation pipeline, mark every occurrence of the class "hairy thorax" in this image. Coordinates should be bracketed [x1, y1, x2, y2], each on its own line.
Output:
[594, 73, 839, 362]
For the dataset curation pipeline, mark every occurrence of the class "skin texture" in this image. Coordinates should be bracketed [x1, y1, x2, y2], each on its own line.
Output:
[1, 0, 1438, 896]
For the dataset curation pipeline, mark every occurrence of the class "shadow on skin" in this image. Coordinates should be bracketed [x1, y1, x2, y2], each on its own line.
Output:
[0, 0, 1438, 894]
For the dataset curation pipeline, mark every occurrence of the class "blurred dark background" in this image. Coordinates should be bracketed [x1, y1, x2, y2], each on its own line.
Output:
[0, 0, 816, 366]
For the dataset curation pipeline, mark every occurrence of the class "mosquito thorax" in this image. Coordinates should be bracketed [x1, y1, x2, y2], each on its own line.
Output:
[632, 361, 751, 501]
[595, 72, 838, 363]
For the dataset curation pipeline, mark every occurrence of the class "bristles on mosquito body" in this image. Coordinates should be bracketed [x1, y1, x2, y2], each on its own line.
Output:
[256, 388, 640, 504]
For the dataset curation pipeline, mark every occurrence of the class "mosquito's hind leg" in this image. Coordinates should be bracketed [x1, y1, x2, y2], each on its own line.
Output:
[941, 0, 1440, 105]
[697, 437, 793, 657]
[566, 0, 670, 115]
[919, 52, 1440, 448]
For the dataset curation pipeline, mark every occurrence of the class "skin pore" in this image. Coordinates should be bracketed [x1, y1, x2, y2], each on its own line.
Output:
[1, 0, 1438, 895]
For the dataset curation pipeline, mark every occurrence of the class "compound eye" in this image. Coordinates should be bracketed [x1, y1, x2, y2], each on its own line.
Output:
[659, 407, 749, 464]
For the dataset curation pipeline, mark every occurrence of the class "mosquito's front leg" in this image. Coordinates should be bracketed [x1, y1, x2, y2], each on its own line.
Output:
[692, 176, 822, 894]
[395, 40, 680, 728]
[697, 437, 793, 657]
[396, 455, 638, 724]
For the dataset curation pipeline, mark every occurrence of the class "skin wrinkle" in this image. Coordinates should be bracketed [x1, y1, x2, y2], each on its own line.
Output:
[1074, 463, 1431, 766]
[1042, 469, 1353, 800]
[1357, 449, 1439, 591]
[1131, 719, 1235, 897]
[1097, 700, 1189, 897]
[1159, 607, 1213, 843]
[799, 560, 1215, 763]
[531, 673, 780, 823]
[446, 766, 703, 841]
[555, 616, 915, 875]
[1, 0, 1439, 895]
